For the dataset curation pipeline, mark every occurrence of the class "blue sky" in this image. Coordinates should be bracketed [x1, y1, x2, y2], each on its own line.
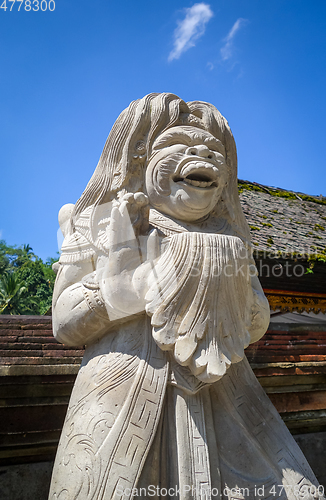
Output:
[1, 0, 326, 260]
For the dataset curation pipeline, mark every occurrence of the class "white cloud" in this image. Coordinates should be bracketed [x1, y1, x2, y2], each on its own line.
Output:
[168, 3, 213, 62]
[220, 18, 247, 61]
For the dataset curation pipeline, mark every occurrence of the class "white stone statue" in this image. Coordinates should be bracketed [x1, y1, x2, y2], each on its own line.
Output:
[49, 94, 324, 500]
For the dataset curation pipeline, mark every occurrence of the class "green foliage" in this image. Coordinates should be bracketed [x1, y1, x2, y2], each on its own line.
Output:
[0, 272, 28, 314]
[0, 240, 58, 315]
[0, 241, 11, 274]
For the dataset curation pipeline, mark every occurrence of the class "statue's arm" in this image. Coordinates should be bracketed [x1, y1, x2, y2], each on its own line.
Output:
[52, 261, 110, 346]
[248, 263, 270, 344]
[52, 194, 157, 346]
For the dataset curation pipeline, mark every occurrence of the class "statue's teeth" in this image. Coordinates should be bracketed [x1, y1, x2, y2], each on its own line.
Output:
[183, 178, 214, 188]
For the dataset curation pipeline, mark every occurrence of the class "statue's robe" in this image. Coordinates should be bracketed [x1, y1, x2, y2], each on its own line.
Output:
[49, 316, 322, 500]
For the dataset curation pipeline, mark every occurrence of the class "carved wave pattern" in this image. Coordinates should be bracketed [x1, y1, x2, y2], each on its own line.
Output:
[146, 232, 253, 383]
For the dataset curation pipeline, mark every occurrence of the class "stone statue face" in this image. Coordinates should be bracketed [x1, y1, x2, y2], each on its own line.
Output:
[145, 126, 228, 222]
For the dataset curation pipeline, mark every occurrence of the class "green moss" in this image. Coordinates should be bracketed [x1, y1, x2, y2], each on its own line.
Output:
[267, 237, 274, 244]
[250, 225, 261, 231]
[253, 242, 259, 246]
[238, 181, 326, 205]
[301, 194, 326, 205]
[238, 183, 265, 194]
[314, 223, 325, 231]
[308, 253, 326, 264]
[272, 210, 278, 214]
[273, 191, 297, 200]
[262, 223, 273, 227]
[283, 231, 287, 234]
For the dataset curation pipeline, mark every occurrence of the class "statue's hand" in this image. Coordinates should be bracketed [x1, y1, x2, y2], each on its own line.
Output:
[97, 193, 159, 321]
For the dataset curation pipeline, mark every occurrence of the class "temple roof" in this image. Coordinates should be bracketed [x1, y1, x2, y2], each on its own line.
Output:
[239, 180, 326, 255]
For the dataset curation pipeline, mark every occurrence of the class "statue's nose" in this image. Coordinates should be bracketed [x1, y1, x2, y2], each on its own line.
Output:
[186, 145, 212, 158]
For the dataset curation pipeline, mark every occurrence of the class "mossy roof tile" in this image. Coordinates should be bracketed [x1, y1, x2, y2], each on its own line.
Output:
[239, 180, 326, 255]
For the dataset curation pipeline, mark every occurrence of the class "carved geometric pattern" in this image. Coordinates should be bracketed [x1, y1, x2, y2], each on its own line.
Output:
[95, 338, 169, 500]
[175, 390, 212, 500]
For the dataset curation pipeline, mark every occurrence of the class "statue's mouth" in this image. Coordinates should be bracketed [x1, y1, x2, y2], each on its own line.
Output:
[173, 161, 219, 189]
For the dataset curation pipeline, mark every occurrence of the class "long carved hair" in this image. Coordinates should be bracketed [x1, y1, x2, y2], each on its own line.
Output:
[71, 93, 250, 243]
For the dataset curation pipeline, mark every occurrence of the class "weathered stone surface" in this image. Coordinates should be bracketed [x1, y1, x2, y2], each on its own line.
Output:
[49, 93, 324, 500]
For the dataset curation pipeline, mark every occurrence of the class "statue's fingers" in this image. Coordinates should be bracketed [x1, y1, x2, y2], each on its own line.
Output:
[134, 192, 148, 207]
[119, 201, 137, 246]
[121, 193, 134, 203]
[147, 229, 160, 262]
[119, 200, 129, 214]
[107, 206, 121, 248]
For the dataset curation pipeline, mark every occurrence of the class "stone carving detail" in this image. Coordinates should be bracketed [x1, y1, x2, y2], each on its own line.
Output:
[49, 94, 324, 500]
